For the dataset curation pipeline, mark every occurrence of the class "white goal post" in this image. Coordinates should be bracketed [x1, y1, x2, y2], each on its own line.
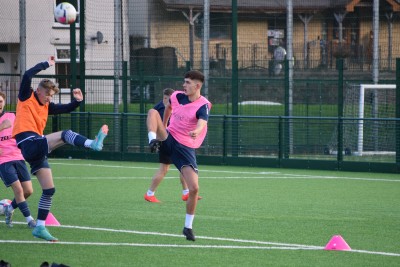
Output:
[355, 84, 396, 156]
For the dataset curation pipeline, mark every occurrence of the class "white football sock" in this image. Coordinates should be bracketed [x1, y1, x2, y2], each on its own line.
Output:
[185, 214, 194, 229]
[26, 216, 34, 223]
[147, 190, 155, 196]
[182, 189, 189, 195]
[84, 140, 93, 148]
[148, 132, 156, 143]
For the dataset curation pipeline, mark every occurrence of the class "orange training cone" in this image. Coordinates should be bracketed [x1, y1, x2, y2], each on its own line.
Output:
[324, 235, 351, 251]
[45, 212, 61, 226]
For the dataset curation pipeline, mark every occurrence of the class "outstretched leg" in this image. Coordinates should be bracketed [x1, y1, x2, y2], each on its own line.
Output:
[46, 125, 109, 152]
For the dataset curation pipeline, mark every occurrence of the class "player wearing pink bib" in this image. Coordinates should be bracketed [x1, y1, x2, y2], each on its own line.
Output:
[147, 70, 212, 241]
[0, 91, 36, 228]
[0, 113, 25, 163]
[167, 90, 210, 148]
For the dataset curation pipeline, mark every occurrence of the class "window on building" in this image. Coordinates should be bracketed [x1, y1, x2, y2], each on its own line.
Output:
[267, 15, 286, 52]
[55, 47, 80, 62]
[55, 62, 81, 91]
[0, 44, 8, 52]
[195, 13, 231, 40]
[54, 46, 80, 89]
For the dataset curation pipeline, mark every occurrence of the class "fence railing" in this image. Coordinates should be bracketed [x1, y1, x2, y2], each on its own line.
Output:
[49, 112, 400, 174]
[130, 43, 400, 75]
[1, 59, 398, 173]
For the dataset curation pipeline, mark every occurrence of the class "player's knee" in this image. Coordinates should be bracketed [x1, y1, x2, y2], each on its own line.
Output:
[189, 185, 199, 194]
[24, 187, 34, 198]
[61, 130, 71, 143]
[147, 109, 157, 117]
[43, 187, 56, 196]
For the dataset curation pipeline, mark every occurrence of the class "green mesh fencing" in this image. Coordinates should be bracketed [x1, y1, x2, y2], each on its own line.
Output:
[1, 1, 399, 172]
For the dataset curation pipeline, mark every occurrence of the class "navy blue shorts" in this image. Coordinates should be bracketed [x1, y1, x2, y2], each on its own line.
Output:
[158, 142, 173, 165]
[162, 134, 198, 173]
[0, 160, 31, 187]
[17, 133, 50, 174]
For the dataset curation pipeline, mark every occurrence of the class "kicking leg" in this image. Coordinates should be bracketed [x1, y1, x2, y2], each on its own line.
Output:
[46, 125, 108, 152]
[147, 109, 166, 152]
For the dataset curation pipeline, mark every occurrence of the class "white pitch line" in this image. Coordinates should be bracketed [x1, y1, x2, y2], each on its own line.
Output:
[51, 162, 279, 175]
[51, 175, 400, 183]
[2, 222, 400, 257]
[349, 249, 400, 257]
[50, 162, 400, 183]
[57, 224, 323, 249]
[0, 239, 317, 251]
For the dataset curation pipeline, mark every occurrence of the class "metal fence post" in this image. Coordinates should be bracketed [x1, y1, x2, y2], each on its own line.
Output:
[79, 0, 86, 136]
[223, 115, 227, 161]
[337, 58, 344, 166]
[70, 21, 77, 132]
[278, 116, 283, 162]
[122, 61, 128, 113]
[284, 60, 290, 159]
[121, 113, 126, 154]
[231, 0, 239, 157]
[396, 58, 400, 166]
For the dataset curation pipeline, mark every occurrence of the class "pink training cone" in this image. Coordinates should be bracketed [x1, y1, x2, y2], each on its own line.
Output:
[45, 212, 61, 226]
[324, 235, 351, 251]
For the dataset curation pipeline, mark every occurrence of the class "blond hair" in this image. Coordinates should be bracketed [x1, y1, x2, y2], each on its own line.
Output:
[38, 79, 59, 94]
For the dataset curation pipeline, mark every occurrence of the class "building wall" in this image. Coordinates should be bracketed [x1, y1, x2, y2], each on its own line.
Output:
[144, 2, 400, 72]
[1, 1, 399, 105]
[0, 0, 19, 43]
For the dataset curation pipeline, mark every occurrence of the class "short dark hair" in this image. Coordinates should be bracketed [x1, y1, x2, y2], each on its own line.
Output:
[163, 88, 175, 96]
[184, 70, 204, 83]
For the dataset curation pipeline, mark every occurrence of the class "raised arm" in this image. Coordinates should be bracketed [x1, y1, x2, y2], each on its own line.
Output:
[19, 57, 55, 101]
[163, 101, 172, 128]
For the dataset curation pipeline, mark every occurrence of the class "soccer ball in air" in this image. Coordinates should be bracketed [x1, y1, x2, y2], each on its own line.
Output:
[54, 2, 77, 24]
[0, 199, 12, 215]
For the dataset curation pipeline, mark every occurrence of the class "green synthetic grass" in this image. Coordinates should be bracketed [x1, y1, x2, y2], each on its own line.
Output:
[1, 159, 399, 266]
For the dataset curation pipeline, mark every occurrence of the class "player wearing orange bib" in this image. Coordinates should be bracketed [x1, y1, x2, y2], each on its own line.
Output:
[13, 57, 109, 241]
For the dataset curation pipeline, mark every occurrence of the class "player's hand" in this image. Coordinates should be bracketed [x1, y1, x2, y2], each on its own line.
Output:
[189, 130, 199, 139]
[48, 56, 55, 66]
[0, 119, 12, 131]
[72, 88, 84, 102]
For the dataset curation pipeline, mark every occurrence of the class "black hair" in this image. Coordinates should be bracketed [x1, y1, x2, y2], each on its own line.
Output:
[184, 70, 204, 83]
